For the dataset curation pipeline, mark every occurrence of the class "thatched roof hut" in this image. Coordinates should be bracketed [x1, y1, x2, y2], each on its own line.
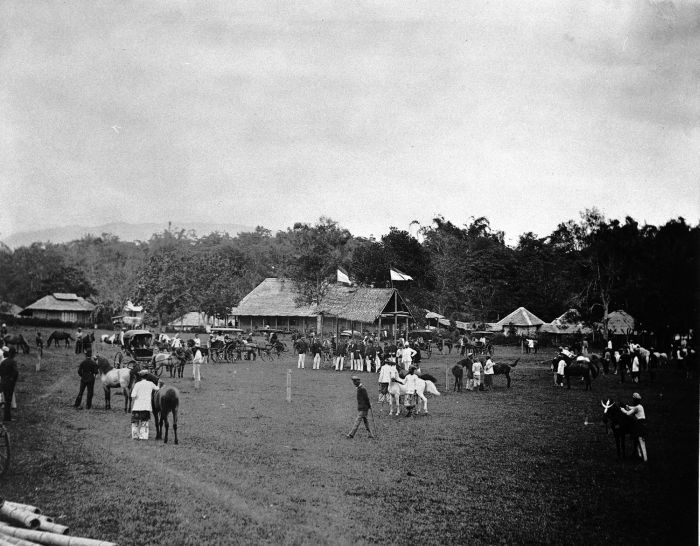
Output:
[493, 307, 545, 336]
[20, 293, 95, 325]
[605, 310, 635, 335]
[232, 278, 413, 335]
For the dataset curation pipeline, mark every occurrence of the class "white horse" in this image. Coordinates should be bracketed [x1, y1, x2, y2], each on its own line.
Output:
[387, 377, 440, 416]
[101, 334, 117, 344]
[95, 356, 134, 412]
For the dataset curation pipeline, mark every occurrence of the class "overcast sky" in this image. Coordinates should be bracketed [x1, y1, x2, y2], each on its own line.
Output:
[1, 1, 698, 244]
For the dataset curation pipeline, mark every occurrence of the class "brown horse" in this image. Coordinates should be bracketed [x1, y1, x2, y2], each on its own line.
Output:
[493, 358, 520, 388]
[3, 334, 30, 354]
[139, 372, 180, 444]
[46, 331, 74, 348]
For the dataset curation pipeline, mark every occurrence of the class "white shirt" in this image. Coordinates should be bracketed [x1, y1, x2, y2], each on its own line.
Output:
[631, 356, 640, 372]
[472, 361, 482, 376]
[378, 364, 398, 383]
[401, 347, 416, 364]
[623, 403, 646, 420]
[194, 337, 201, 348]
[193, 349, 204, 365]
[171, 337, 182, 349]
[557, 359, 566, 375]
[403, 374, 419, 394]
[131, 380, 159, 412]
[484, 359, 494, 375]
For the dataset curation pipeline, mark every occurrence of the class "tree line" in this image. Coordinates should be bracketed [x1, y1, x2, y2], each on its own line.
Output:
[0, 211, 697, 340]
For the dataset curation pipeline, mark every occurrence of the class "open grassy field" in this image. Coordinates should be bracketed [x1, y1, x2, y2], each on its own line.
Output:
[1, 328, 697, 545]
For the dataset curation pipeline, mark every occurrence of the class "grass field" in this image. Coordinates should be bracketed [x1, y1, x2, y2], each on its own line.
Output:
[1, 329, 698, 545]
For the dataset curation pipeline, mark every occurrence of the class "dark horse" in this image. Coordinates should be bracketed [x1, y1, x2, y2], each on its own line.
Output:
[493, 358, 520, 388]
[3, 334, 30, 354]
[601, 399, 635, 459]
[140, 372, 180, 444]
[562, 355, 600, 390]
[46, 331, 74, 348]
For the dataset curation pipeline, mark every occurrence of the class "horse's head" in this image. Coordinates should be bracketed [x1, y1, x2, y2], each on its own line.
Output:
[95, 356, 112, 374]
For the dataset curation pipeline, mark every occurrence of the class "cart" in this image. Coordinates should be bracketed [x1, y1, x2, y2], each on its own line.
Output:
[114, 329, 156, 369]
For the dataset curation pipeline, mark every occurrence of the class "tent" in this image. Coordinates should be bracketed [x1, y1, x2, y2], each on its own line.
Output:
[605, 310, 635, 335]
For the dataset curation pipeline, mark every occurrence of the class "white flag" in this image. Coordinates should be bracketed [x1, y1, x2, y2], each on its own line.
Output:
[337, 267, 351, 285]
[390, 267, 413, 281]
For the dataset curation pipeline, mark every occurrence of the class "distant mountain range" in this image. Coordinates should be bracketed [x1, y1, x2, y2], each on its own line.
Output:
[2, 222, 256, 249]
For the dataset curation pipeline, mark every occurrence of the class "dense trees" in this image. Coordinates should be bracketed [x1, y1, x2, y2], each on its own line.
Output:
[0, 213, 696, 337]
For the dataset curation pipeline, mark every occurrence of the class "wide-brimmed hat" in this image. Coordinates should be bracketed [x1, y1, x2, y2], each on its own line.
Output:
[351, 375, 360, 382]
[632, 392, 642, 401]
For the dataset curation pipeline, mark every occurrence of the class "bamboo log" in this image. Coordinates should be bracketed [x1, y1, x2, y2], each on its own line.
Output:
[0, 533, 44, 546]
[0, 525, 117, 546]
[36, 518, 67, 536]
[0, 505, 40, 529]
[0, 505, 41, 516]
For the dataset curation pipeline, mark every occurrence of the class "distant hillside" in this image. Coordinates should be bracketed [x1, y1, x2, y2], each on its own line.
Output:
[2, 222, 256, 249]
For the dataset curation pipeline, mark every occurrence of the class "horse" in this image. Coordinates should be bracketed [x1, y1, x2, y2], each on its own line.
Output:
[152, 349, 191, 378]
[101, 334, 117, 344]
[563, 355, 600, 390]
[601, 399, 635, 459]
[2, 334, 30, 354]
[95, 355, 134, 412]
[75, 332, 95, 355]
[387, 376, 440, 416]
[493, 358, 520, 388]
[46, 331, 74, 348]
[139, 372, 180, 444]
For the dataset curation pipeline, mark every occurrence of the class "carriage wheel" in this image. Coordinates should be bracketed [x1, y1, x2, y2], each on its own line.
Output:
[114, 352, 123, 368]
[0, 425, 10, 477]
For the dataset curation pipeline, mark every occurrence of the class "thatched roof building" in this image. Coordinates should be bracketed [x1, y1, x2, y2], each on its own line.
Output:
[605, 310, 635, 335]
[493, 306, 545, 336]
[232, 278, 413, 335]
[20, 293, 95, 325]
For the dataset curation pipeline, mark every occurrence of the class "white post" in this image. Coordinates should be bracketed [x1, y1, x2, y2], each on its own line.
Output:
[35, 352, 41, 372]
[286, 369, 291, 402]
[445, 364, 448, 390]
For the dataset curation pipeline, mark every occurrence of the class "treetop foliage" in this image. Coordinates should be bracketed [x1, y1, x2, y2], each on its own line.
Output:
[0, 212, 696, 335]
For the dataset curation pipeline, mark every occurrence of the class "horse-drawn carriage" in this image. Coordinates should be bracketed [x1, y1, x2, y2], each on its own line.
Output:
[468, 331, 495, 356]
[208, 328, 260, 362]
[113, 330, 157, 370]
[407, 330, 435, 359]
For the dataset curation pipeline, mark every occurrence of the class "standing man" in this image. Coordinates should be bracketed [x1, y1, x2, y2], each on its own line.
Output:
[74, 348, 99, 409]
[296, 336, 308, 369]
[0, 347, 19, 422]
[311, 337, 322, 370]
[75, 327, 83, 355]
[130, 372, 160, 440]
[346, 376, 374, 439]
[472, 358, 483, 390]
[189, 339, 203, 383]
[377, 358, 398, 410]
[483, 356, 495, 391]
[403, 366, 419, 417]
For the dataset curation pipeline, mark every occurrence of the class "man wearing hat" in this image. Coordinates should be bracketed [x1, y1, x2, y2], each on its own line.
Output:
[74, 348, 99, 410]
[621, 392, 648, 462]
[0, 347, 18, 422]
[346, 376, 374, 439]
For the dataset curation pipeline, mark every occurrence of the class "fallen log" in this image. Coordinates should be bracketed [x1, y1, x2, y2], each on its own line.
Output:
[0, 524, 117, 546]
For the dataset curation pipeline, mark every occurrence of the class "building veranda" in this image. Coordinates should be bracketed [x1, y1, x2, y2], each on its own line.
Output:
[231, 278, 413, 339]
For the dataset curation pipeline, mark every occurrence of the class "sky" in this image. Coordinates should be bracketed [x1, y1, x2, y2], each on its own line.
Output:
[1, 1, 698, 244]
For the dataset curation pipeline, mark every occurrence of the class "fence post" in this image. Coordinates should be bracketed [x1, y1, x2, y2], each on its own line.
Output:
[35, 352, 41, 372]
[286, 369, 292, 402]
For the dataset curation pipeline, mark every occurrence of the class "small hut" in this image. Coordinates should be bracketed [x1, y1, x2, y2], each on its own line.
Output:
[493, 307, 545, 337]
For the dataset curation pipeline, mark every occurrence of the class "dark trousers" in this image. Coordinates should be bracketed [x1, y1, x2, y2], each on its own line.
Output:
[2, 382, 16, 421]
[74, 380, 95, 409]
[348, 410, 371, 437]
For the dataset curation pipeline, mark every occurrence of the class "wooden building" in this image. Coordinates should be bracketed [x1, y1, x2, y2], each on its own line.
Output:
[231, 278, 413, 338]
[20, 293, 95, 325]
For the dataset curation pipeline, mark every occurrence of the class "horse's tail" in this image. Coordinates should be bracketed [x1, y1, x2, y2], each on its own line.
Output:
[590, 360, 600, 379]
[424, 380, 440, 396]
[511, 358, 520, 368]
